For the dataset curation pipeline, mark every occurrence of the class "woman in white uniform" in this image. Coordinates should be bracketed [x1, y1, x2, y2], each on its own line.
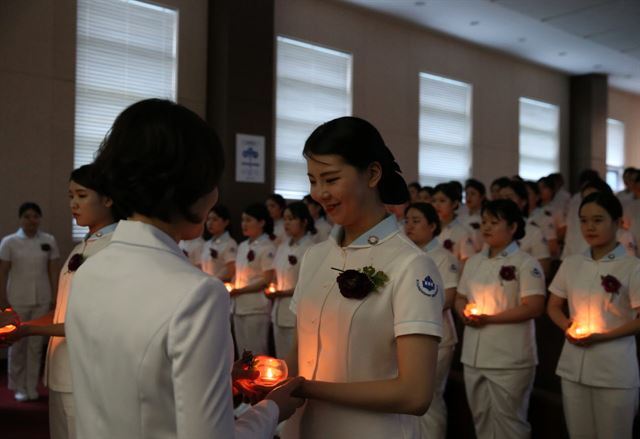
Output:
[432, 182, 476, 266]
[281, 116, 443, 439]
[200, 204, 237, 282]
[547, 191, 640, 439]
[404, 202, 459, 439]
[269, 202, 315, 358]
[463, 178, 487, 252]
[230, 203, 276, 356]
[7, 164, 121, 439]
[499, 180, 552, 278]
[303, 195, 332, 243]
[266, 193, 287, 245]
[0, 202, 60, 402]
[454, 199, 546, 439]
[538, 176, 567, 242]
[178, 235, 205, 267]
[64, 99, 303, 439]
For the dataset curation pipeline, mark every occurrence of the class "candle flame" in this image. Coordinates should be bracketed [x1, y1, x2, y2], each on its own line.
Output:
[464, 303, 480, 318]
[224, 283, 233, 292]
[0, 324, 16, 335]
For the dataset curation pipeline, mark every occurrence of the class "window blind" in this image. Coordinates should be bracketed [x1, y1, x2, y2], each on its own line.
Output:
[73, 0, 178, 239]
[275, 36, 352, 200]
[606, 118, 625, 191]
[518, 97, 560, 180]
[418, 72, 472, 187]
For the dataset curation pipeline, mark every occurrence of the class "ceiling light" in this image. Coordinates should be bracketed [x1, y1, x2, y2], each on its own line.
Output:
[415, 1, 425, 5]
[558, 51, 567, 56]
[518, 37, 526, 43]
[593, 64, 602, 69]
[470, 20, 480, 26]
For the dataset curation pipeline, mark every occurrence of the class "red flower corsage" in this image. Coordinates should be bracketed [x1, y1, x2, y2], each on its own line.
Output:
[247, 250, 255, 262]
[470, 222, 480, 230]
[601, 274, 621, 302]
[443, 239, 454, 251]
[499, 265, 516, 282]
[67, 254, 84, 272]
[41, 243, 51, 252]
[288, 255, 298, 266]
[210, 248, 218, 259]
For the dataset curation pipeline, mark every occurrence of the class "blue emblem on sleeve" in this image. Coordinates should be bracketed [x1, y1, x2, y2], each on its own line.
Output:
[416, 275, 439, 297]
[531, 267, 542, 278]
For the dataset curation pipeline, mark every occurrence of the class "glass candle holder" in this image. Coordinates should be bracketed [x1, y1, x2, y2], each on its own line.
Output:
[252, 356, 288, 388]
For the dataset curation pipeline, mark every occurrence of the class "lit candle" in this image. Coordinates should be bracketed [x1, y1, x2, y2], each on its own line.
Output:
[224, 282, 233, 292]
[267, 283, 277, 294]
[569, 322, 590, 339]
[464, 302, 480, 318]
[0, 324, 17, 336]
[252, 356, 288, 388]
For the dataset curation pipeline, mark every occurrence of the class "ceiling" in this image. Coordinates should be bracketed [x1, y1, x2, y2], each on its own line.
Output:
[340, 0, 640, 94]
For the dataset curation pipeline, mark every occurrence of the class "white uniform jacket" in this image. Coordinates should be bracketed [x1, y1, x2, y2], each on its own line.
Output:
[65, 220, 279, 439]
[272, 234, 314, 328]
[549, 244, 640, 388]
[200, 231, 237, 279]
[178, 236, 205, 266]
[45, 223, 116, 393]
[0, 228, 59, 306]
[437, 218, 476, 262]
[458, 242, 546, 369]
[233, 234, 276, 315]
[284, 215, 444, 439]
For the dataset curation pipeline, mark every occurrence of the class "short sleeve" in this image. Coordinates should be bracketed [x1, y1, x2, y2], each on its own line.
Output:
[458, 232, 476, 261]
[392, 254, 443, 339]
[519, 258, 546, 297]
[0, 237, 11, 261]
[529, 229, 550, 260]
[456, 258, 475, 297]
[222, 241, 237, 264]
[437, 253, 459, 290]
[289, 249, 312, 316]
[629, 264, 640, 309]
[48, 236, 60, 260]
[259, 245, 275, 272]
[549, 259, 569, 298]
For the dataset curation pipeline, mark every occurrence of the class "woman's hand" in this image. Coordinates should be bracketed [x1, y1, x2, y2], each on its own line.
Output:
[565, 331, 604, 347]
[265, 377, 305, 422]
[464, 314, 490, 327]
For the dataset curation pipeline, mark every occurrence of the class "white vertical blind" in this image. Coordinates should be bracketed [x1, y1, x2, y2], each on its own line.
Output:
[418, 72, 472, 187]
[275, 36, 352, 200]
[518, 97, 560, 180]
[73, 0, 178, 239]
[606, 118, 625, 191]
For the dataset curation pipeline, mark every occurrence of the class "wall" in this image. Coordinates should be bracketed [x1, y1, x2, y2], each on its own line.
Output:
[274, 0, 571, 189]
[0, 0, 208, 259]
[609, 88, 640, 168]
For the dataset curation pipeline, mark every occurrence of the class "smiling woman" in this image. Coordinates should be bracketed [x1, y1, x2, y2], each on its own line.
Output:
[281, 116, 444, 439]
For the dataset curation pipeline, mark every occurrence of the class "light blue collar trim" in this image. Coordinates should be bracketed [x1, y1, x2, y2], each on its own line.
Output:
[330, 215, 399, 248]
[483, 241, 519, 259]
[423, 238, 440, 253]
[16, 228, 40, 239]
[250, 233, 269, 246]
[85, 223, 117, 241]
[583, 243, 626, 262]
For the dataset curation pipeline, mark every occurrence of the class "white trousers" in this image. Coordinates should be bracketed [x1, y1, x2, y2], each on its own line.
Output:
[8, 303, 50, 394]
[561, 379, 639, 439]
[233, 313, 270, 356]
[421, 345, 454, 439]
[49, 390, 76, 439]
[463, 365, 535, 439]
[273, 325, 295, 359]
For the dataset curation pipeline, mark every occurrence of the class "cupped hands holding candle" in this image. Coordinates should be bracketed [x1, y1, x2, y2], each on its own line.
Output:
[461, 302, 491, 327]
[565, 321, 604, 347]
[233, 350, 292, 403]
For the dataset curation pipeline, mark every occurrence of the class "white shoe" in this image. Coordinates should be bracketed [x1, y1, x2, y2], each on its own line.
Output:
[14, 391, 29, 402]
[27, 390, 39, 400]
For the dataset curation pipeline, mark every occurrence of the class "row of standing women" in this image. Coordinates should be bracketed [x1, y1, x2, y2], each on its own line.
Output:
[0, 100, 638, 439]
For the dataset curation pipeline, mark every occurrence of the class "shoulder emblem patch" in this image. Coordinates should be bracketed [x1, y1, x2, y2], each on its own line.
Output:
[416, 275, 439, 297]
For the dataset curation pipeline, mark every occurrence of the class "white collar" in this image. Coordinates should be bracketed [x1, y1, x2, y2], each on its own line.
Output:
[84, 223, 118, 241]
[330, 215, 399, 248]
[582, 243, 627, 262]
[482, 241, 519, 259]
[110, 220, 183, 258]
[422, 238, 441, 253]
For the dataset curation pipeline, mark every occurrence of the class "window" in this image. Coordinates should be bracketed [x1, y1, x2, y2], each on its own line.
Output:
[74, 0, 178, 239]
[518, 98, 560, 180]
[418, 73, 472, 187]
[606, 118, 625, 191]
[275, 36, 352, 200]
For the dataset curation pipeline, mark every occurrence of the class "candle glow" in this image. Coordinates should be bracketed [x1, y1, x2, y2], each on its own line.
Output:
[267, 283, 277, 294]
[464, 302, 480, 318]
[224, 282, 233, 292]
[0, 324, 17, 336]
[568, 322, 591, 339]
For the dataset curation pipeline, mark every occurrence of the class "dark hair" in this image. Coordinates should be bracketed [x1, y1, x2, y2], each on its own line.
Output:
[481, 199, 526, 241]
[623, 167, 637, 176]
[465, 178, 486, 197]
[286, 201, 316, 235]
[405, 202, 441, 236]
[538, 176, 556, 193]
[549, 172, 565, 188]
[512, 175, 524, 182]
[448, 181, 464, 199]
[524, 180, 541, 209]
[244, 203, 274, 238]
[92, 99, 224, 223]
[303, 195, 326, 218]
[581, 178, 612, 196]
[19, 202, 42, 218]
[491, 177, 511, 191]
[70, 164, 127, 221]
[434, 182, 462, 203]
[577, 169, 600, 187]
[303, 117, 409, 204]
[635, 171, 640, 183]
[266, 194, 286, 212]
[408, 182, 421, 192]
[210, 204, 231, 231]
[579, 192, 623, 221]
[419, 186, 435, 196]
[506, 180, 530, 216]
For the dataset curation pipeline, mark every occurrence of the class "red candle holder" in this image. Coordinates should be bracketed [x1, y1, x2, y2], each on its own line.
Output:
[235, 353, 288, 393]
[0, 308, 19, 336]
